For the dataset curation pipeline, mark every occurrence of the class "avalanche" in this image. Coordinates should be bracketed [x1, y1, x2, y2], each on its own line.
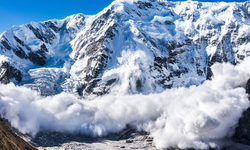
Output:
[0, 56, 250, 150]
[1, 0, 250, 149]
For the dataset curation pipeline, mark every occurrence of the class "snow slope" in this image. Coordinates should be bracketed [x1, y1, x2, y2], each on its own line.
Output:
[1, 0, 250, 96]
[0, 13, 86, 95]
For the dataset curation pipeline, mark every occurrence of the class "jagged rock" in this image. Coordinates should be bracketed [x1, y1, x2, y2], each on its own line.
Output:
[1, 37, 12, 50]
[28, 52, 46, 66]
[0, 62, 22, 84]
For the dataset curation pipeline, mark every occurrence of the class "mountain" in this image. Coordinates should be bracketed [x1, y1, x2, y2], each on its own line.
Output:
[1, 0, 250, 149]
[0, 117, 37, 150]
[1, 0, 250, 96]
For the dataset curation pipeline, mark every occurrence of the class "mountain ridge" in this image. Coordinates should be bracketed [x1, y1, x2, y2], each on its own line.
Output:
[0, 0, 250, 97]
[0, 117, 37, 150]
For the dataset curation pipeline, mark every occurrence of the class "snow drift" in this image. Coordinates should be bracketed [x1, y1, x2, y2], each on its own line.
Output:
[0, 56, 250, 149]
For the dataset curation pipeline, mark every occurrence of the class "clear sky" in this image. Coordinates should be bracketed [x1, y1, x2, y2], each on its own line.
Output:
[0, 0, 248, 34]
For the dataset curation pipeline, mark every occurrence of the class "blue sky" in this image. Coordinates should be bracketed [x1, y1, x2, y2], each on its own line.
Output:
[0, 0, 248, 34]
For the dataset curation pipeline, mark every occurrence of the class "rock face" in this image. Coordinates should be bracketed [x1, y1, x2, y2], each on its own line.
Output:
[233, 78, 250, 144]
[0, 62, 21, 84]
[233, 107, 250, 145]
[0, 117, 37, 150]
[0, 0, 250, 96]
[246, 78, 250, 100]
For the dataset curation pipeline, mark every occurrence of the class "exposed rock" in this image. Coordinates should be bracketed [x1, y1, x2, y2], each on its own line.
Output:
[232, 78, 250, 144]
[0, 117, 37, 150]
[1, 37, 12, 50]
[44, 21, 60, 33]
[13, 46, 27, 59]
[246, 79, 250, 100]
[0, 62, 22, 84]
[233, 107, 250, 145]
[27, 24, 44, 42]
[28, 51, 46, 66]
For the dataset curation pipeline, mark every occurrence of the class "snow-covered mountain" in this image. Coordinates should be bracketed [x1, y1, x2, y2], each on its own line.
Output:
[0, 13, 86, 95]
[1, 0, 250, 96]
[2, 1, 250, 149]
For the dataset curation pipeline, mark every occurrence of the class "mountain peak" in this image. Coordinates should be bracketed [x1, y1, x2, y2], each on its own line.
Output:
[0, 0, 250, 96]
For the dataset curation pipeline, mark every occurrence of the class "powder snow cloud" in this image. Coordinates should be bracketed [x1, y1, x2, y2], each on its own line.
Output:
[0, 56, 250, 149]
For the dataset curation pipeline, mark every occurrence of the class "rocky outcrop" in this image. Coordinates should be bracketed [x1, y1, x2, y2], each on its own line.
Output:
[232, 78, 250, 144]
[246, 79, 250, 100]
[0, 62, 21, 84]
[233, 108, 250, 145]
[0, 117, 37, 150]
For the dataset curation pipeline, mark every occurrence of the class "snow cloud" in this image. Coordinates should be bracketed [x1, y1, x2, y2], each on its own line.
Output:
[0, 57, 250, 149]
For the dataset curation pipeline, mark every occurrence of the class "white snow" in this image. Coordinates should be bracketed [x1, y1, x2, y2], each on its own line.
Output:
[0, 55, 9, 64]
[0, 57, 250, 149]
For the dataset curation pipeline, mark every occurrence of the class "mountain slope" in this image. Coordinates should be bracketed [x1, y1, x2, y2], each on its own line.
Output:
[0, 117, 37, 150]
[0, 0, 250, 97]
[0, 14, 86, 95]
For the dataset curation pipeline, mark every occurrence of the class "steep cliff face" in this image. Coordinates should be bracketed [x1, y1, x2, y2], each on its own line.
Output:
[233, 78, 250, 145]
[1, 0, 250, 96]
